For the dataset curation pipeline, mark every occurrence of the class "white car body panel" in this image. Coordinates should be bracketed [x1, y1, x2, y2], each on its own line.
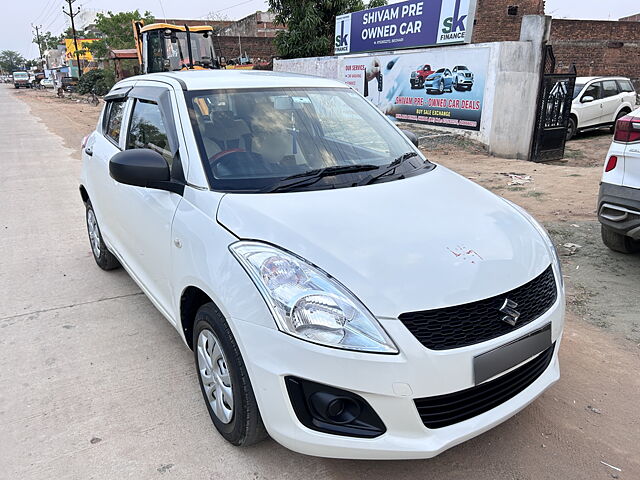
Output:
[621, 110, 640, 189]
[217, 167, 552, 319]
[79, 70, 565, 459]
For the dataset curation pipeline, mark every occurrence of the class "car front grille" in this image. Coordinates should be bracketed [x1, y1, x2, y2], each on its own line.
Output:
[399, 266, 557, 350]
[414, 342, 555, 429]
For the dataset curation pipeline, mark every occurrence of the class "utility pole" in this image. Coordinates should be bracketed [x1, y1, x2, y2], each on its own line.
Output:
[62, 0, 82, 78]
[32, 24, 43, 68]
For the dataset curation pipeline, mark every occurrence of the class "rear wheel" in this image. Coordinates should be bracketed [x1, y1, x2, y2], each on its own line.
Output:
[601, 225, 640, 254]
[611, 110, 629, 132]
[85, 201, 120, 270]
[194, 303, 268, 446]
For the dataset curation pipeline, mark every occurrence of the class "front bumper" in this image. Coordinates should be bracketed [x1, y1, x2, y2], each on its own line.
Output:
[457, 78, 473, 85]
[598, 182, 640, 238]
[232, 286, 564, 459]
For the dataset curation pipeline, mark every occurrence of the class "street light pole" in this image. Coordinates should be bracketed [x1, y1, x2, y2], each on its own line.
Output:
[62, 0, 82, 78]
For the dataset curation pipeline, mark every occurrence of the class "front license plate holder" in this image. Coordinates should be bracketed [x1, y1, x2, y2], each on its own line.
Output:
[473, 323, 552, 384]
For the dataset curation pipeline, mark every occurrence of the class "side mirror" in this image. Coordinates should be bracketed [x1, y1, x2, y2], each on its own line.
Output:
[400, 129, 419, 147]
[110, 149, 182, 194]
[581, 95, 594, 103]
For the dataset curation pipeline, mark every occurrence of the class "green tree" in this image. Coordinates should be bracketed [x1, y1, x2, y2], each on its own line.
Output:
[0, 50, 26, 72]
[268, 0, 387, 58]
[33, 31, 63, 52]
[87, 10, 154, 60]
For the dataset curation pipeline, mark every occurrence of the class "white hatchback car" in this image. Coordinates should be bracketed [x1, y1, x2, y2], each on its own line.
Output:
[598, 109, 640, 253]
[567, 76, 637, 140]
[79, 70, 565, 459]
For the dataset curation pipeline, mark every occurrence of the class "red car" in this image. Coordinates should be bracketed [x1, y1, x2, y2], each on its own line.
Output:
[409, 64, 434, 89]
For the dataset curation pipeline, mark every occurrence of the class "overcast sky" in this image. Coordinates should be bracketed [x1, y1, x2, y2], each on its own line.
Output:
[3, 0, 639, 58]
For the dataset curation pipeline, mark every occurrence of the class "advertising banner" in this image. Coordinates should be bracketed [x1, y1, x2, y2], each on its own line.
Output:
[65, 39, 98, 61]
[335, 0, 476, 55]
[341, 47, 489, 131]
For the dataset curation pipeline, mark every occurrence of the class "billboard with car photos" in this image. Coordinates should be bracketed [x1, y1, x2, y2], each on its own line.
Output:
[335, 0, 477, 55]
[341, 47, 489, 131]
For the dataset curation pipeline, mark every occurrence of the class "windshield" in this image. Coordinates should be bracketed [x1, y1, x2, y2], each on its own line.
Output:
[188, 87, 425, 192]
[572, 84, 585, 100]
[435, 68, 445, 73]
[13, 72, 28, 79]
[456, 66, 468, 71]
[149, 30, 215, 72]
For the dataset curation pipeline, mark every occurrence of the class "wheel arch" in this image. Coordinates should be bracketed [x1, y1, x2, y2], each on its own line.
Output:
[79, 184, 89, 204]
[180, 285, 221, 350]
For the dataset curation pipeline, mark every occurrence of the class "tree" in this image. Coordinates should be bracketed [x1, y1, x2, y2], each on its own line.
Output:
[268, 0, 387, 58]
[0, 50, 26, 72]
[86, 10, 154, 60]
[33, 31, 63, 52]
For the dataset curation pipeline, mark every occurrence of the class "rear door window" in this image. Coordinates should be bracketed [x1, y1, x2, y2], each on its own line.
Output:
[617, 79, 635, 93]
[126, 99, 173, 167]
[103, 100, 126, 144]
[601, 80, 620, 98]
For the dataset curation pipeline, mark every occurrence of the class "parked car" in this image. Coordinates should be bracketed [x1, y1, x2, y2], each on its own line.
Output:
[40, 78, 54, 89]
[409, 64, 434, 89]
[567, 76, 637, 140]
[80, 70, 564, 459]
[424, 68, 453, 94]
[12, 71, 30, 89]
[452, 65, 474, 91]
[597, 109, 640, 253]
[61, 76, 78, 92]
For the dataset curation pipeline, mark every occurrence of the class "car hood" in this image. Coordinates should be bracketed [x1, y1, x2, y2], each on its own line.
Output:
[217, 167, 552, 318]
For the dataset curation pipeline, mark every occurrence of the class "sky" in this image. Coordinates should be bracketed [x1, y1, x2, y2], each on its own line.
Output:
[3, 0, 639, 58]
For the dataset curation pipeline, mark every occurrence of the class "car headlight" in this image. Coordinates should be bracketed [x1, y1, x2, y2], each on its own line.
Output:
[503, 200, 563, 289]
[230, 241, 398, 353]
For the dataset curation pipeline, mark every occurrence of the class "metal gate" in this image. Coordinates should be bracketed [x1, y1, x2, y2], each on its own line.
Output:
[530, 46, 576, 162]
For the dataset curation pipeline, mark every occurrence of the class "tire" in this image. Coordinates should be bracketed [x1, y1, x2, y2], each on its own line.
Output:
[438, 80, 444, 94]
[611, 110, 629, 132]
[85, 201, 120, 270]
[601, 225, 640, 254]
[194, 303, 268, 446]
[566, 116, 577, 141]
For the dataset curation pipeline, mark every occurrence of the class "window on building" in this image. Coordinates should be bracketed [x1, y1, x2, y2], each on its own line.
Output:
[126, 99, 173, 167]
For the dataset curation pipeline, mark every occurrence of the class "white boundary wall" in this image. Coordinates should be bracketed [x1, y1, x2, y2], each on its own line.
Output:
[274, 15, 551, 160]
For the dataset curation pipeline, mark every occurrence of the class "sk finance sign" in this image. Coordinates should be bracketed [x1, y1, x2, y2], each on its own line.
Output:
[335, 0, 477, 55]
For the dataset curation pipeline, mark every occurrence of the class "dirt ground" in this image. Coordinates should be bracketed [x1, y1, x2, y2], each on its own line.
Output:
[11, 87, 640, 478]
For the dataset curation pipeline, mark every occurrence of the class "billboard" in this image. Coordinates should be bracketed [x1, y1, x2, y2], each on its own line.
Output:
[335, 0, 476, 55]
[65, 39, 98, 61]
[342, 47, 489, 131]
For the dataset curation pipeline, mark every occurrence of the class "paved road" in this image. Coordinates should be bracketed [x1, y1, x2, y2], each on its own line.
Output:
[1, 85, 638, 479]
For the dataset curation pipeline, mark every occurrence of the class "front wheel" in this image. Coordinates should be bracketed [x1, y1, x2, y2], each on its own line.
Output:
[194, 303, 268, 446]
[601, 225, 640, 254]
[566, 117, 577, 141]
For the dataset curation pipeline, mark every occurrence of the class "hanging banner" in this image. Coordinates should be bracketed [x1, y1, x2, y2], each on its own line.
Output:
[342, 47, 489, 131]
[335, 0, 477, 55]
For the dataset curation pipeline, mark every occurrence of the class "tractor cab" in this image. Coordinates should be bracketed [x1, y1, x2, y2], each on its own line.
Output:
[133, 21, 218, 74]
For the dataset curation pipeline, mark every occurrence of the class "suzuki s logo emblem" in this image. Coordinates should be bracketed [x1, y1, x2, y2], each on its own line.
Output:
[499, 299, 520, 326]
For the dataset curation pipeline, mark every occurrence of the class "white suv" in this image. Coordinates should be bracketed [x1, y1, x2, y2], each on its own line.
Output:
[567, 76, 637, 140]
[598, 109, 640, 253]
[79, 70, 564, 459]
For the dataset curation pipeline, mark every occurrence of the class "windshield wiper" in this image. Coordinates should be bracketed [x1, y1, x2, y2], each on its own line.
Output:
[356, 152, 421, 186]
[260, 164, 380, 193]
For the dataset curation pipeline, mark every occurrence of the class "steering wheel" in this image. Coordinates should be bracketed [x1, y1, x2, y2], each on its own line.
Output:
[208, 148, 246, 175]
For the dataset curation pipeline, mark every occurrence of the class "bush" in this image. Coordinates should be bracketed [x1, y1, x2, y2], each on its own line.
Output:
[76, 69, 116, 96]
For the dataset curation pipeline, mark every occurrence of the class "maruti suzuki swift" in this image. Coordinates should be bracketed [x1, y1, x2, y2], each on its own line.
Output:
[79, 70, 565, 459]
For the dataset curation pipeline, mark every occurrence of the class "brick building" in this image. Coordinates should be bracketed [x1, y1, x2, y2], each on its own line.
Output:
[471, 0, 544, 43]
[549, 19, 640, 85]
[218, 11, 286, 38]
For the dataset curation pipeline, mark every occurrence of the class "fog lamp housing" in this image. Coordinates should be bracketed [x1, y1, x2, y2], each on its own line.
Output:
[285, 376, 386, 438]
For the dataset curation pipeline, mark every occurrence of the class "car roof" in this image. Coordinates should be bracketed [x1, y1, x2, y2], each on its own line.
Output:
[576, 76, 631, 83]
[119, 70, 348, 91]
